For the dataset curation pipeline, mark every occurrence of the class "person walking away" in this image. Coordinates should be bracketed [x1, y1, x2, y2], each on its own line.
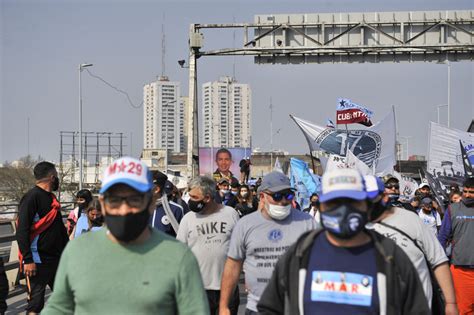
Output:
[16, 161, 68, 314]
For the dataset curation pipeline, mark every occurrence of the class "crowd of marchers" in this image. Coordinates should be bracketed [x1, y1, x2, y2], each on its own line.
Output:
[4, 155, 474, 315]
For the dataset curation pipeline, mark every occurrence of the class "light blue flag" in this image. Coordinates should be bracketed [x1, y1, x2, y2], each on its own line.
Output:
[290, 158, 321, 209]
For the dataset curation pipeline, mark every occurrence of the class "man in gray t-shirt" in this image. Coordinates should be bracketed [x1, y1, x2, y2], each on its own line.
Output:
[176, 176, 240, 315]
[219, 172, 316, 314]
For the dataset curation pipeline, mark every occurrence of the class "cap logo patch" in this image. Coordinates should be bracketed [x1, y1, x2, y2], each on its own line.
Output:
[329, 176, 357, 185]
[108, 160, 143, 177]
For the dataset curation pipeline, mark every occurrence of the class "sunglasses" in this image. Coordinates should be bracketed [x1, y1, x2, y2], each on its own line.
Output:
[104, 194, 149, 209]
[385, 184, 399, 190]
[266, 191, 294, 202]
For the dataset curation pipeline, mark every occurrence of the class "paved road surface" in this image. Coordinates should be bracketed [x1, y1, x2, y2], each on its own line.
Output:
[6, 279, 248, 314]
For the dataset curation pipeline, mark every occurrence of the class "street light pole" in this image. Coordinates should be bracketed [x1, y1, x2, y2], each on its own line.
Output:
[79, 63, 93, 190]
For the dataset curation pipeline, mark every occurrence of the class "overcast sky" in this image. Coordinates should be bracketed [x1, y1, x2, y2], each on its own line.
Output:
[1, 0, 473, 163]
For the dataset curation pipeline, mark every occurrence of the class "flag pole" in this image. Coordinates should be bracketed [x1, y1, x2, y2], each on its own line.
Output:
[344, 124, 350, 166]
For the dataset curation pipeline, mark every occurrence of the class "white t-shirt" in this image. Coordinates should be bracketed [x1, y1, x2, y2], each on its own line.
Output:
[367, 207, 448, 307]
[417, 209, 442, 237]
[176, 205, 239, 290]
[308, 208, 321, 224]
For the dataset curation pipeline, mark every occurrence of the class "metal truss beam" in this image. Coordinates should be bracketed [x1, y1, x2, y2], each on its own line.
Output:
[192, 10, 474, 63]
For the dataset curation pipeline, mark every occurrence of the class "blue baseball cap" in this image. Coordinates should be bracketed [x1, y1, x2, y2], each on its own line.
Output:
[364, 175, 385, 200]
[99, 157, 153, 194]
[320, 169, 367, 203]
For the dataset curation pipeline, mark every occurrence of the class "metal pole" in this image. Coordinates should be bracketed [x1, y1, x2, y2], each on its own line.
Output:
[405, 138, 409, 160]
[187, 27, 198, 179]
[436, 104, 448, 125]
[78, 63, 92, 190]
[447, 61, 451, 128]
[79, 65, 83, 190]
[270, 97, 273, 170]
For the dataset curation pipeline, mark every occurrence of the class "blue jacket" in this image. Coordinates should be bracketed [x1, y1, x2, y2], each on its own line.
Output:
[150, 201, 184, 237]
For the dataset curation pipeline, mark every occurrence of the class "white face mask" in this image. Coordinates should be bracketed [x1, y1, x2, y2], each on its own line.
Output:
[265, 197, 291, 220]
[221, 189, 229, 195]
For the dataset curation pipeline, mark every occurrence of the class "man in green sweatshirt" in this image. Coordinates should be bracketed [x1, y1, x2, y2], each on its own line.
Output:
[43, 157, 209, 315]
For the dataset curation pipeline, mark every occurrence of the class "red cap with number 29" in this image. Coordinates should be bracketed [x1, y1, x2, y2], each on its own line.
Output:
[99, 157, 153, 194]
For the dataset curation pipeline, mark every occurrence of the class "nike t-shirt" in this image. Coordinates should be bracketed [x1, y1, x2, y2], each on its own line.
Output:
[176, 206, 239, 290]
[304, 233, 379, 314]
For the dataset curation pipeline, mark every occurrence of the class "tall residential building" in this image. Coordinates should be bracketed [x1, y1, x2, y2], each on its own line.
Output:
[202, 76, 251, 148]
[179, 96, 189, 153]
[143, 76, 181, 153]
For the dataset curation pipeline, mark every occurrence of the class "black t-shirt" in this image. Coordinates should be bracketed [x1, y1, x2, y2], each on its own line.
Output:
[17, 186, 68, 264]
[235, 202, 256, 217]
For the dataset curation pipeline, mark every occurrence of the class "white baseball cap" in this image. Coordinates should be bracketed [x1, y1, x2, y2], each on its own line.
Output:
[364, 175, 385, 200]
[320, 168, 367, 203]
[99, 157, 153, 194]
[418, 183, 430, 190]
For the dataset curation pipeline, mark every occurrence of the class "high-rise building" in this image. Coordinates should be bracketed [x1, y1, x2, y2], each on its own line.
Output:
[179, 96, 189, 153]
[202, 76, 251, 148]
[143, 76, 181, 153]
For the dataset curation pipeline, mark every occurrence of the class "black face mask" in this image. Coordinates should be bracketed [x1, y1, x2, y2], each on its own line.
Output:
[78, 202, 87, 210]
[386, 194, 400, 207]
[462, 197, 474, 207]
[105, 208, 150, 243]
[91, 216, 104, 227]
[311, 201, 320, 208]
[320, 204, 367, 239]
[52, 176, 60, 191]
[369, 200, 388, 222]
[188, 199, 206, 213]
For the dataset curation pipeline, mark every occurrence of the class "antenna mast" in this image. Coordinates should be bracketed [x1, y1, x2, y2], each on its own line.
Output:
[161, 13, 166, 76]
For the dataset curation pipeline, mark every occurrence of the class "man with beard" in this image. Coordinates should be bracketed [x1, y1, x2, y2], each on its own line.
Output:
[16, 161, 68, 314]
[257, 169, 429, 314]
[43, 157, 208, 314]
[438, 177, 474, 314]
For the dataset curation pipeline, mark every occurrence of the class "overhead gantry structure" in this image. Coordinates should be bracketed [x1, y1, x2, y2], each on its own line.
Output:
[185, 10, 474, 177]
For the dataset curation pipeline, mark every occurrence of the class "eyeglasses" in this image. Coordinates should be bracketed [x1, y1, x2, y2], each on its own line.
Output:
[385, 184, 399, 190]
[266, 191, 294, 202]
[104, 194, 149, 209]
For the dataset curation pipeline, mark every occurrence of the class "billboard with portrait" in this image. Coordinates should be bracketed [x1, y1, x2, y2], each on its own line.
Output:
[199, 147, 251, 178]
